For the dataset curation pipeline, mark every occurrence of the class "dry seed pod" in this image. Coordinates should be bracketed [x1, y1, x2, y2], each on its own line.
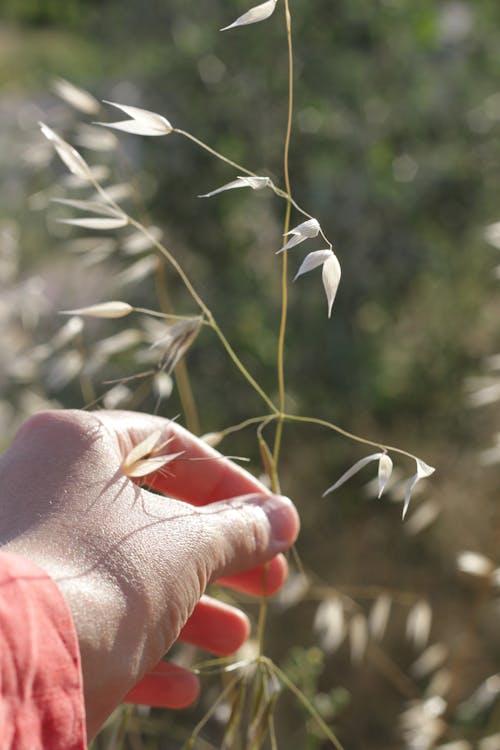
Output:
[52, 77, 100, 114]
[74, 124, 118, 151]
[349, 613, 368, 664]
[151, 317, 203, 375]
[410, 643, 448, 679]
[40, 122, 92, 180]
[400, 696, 447, 750]
[102, 384, 132, 409]
[58, 216, 128, 230]
[221, 0, 278, 31]
[377, 453, 393, 498]
[278, 573, 309, 609]
[457, 551, 495, 579]
[277, 218, 321, 253]
[425, 669, 453, 699]
[60, 301, 133, 319]
[313, 597, 345, 653]
[98, 101, 173, 136]
[368, 594, 392, 641]
[405, 499, 440, 536]
[402, 458, 435, 520]
[122, 430, 183, 479]
[323, 452, 386, 497]
[406, 600, 432, 650]
[199, 175, 270, 198]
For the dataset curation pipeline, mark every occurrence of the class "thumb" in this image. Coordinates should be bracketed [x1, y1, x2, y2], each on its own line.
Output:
[193, 493, 300, 583]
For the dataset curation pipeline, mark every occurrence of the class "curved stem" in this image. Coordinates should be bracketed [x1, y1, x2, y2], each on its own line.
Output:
[283, 412, 420, 461]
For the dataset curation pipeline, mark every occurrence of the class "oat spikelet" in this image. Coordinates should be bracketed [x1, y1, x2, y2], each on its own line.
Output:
[60, 301, 133, 319]
[122, 430, 184, 478]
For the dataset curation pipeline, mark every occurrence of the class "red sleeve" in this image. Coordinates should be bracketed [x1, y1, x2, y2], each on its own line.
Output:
[0, 552, 86, 750]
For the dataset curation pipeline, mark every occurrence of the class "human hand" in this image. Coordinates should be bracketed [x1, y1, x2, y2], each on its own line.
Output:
[0, 410, 299, 739]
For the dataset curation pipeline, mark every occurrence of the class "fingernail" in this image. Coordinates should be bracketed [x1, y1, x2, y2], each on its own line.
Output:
[262, 494, 300, 552]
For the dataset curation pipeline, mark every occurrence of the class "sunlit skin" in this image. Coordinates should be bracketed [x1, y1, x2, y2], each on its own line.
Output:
[0, 410, 299, 739]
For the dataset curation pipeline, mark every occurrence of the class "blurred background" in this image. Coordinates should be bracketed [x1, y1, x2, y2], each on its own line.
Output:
[1, 1, 500, 748]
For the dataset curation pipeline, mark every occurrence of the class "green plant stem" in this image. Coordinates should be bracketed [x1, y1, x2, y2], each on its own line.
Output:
[218, 414, 277, 441]
[107, 704, 133, 750]
[263, 658, 346, 750]
[256, 565, 269, 658]
[182, 673, 243, 750]
[283, 412, 421, 462]
[273, 0, 294, 475]
[174, 128, 256, 177]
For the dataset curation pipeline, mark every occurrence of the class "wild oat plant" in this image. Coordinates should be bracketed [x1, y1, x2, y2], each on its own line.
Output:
[25, 2, 497, 749]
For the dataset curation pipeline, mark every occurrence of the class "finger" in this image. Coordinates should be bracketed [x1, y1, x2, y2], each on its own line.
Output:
[95, 410, 269, 505]
[178, 595, 250, 655]
[217, 555, 288, 597]
[124, 662, 199, 709]
[187, 493, 299, 582]
[124, 662, 199, 708]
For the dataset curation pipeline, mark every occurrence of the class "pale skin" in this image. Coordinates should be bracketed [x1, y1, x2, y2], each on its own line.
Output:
[0, 410, 299, 739]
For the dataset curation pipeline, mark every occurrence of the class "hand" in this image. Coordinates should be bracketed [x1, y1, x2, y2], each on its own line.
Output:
[0, 410, 299, 739]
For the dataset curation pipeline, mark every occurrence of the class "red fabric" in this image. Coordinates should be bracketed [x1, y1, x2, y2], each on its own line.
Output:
[0, 552, 86, 750]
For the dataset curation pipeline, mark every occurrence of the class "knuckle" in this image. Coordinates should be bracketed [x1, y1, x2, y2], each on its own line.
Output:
[15, 409, 102, 452]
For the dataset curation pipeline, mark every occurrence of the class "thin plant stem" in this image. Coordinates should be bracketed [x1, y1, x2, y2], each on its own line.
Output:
[283, 412, 421, 462]
[273, 0, 294, 472]
[107, 704, 133, 750]
[263, 658, 346, 750]
[217, 414, 277, 440]
[256, 564, 269, 658]
[182, 673, 243, 750]
[133, 307, 207, 322]
[174, 128, 256, 177]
